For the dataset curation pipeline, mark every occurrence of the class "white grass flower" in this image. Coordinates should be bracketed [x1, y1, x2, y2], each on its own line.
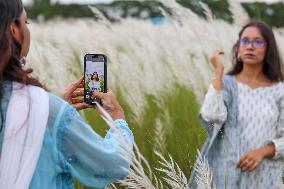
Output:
[153, 118, 167, 154]
[155, 151, 189, 189]
[194, 151, 216, 189]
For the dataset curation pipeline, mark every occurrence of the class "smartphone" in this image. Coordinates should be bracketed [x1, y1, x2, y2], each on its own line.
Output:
[84, 54, 107, 105]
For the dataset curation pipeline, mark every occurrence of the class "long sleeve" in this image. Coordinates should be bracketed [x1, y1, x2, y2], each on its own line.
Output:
[53, 97, 134, 188]
[268, 94, 284, 160]
[200, 84, 228, 124]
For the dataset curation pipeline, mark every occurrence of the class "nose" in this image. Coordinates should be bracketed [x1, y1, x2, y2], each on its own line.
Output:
[246, 42, 255, 50]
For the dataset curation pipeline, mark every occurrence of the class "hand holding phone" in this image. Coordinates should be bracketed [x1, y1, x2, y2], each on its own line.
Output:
[92, 90, 125, 120]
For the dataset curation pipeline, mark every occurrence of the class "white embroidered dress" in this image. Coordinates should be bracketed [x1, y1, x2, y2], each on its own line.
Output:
[200, 78, 284, 189]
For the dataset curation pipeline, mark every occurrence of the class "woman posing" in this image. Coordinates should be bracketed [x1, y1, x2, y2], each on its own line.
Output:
[189, 21, 284, 189]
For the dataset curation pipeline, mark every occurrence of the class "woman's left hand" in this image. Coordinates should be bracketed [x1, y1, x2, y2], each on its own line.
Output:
[237, 144, 276, 172]
[237, 148, 265, 172]
[61, 76, 90, 111]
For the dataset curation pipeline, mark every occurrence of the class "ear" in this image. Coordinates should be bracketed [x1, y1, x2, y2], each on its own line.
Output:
[234, 44, 240, 55]
[10, 22, 22, 43]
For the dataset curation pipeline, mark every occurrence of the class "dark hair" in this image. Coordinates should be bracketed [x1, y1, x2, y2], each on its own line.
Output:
[228, 21, 284, 82]
[0, 0, 43, 131]
[91, 72, 99, 81]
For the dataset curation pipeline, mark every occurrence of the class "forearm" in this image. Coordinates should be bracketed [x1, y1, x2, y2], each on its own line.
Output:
[200, 83, 227, 124]
[212, 69, 223, 91]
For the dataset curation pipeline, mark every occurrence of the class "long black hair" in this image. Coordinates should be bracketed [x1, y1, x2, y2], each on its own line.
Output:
[228, 21, 284, 82]
[91, 72, 99, 81]
[0, 0, 43, 132]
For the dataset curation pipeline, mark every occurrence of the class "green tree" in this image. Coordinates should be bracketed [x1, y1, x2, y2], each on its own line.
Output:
[33, 0, 50, 5]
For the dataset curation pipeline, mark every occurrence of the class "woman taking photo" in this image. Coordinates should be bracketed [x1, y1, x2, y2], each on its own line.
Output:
[0, 0, 134, 188]
[189, 21, 284, 189]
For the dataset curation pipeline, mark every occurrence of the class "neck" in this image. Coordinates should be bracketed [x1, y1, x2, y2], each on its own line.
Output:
[238, 62, 265, 82]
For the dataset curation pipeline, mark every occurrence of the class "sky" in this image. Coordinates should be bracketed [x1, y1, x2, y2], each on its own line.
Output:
[22, 0, 284, 5]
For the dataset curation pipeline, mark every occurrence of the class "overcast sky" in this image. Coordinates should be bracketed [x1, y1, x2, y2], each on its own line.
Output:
[22, 0, 284, 5]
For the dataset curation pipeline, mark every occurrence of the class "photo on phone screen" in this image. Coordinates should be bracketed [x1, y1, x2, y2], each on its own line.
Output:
[84, 54, 107, 105]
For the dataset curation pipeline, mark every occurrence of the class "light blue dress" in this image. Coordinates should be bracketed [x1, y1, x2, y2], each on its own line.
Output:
[0, 81, 134, 189]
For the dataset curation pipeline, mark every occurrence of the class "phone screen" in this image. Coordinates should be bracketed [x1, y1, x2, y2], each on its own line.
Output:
[84, 54, 107, 105]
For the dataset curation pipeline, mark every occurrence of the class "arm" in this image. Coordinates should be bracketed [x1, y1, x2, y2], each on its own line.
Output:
[55, 103, 133, 188]
[53, 88, 133, 188]
[267, 94, 284, 160]
[200, 51, 227, 125]
[200, 84, 228, 125]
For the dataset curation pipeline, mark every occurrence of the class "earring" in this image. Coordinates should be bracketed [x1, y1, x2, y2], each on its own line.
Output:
[19, 56, 26, 67]
[237, 55, 241, 62]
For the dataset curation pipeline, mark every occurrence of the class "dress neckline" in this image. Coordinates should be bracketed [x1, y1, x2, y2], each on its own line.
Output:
[233, 76, 281, 91]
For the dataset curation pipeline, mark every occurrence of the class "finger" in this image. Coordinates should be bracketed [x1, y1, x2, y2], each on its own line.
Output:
[239, 161, 248, 171]
[107, 89, 115, 96]
[69, 77, 84, 91]
[238, 159, 247, 169]
[215, 50, 224, 56]
[101, 98, 113, 109]
[242, 160, 254, 172]
[237, 155, 247, 168]
[248, 162, 258, 172]
[71, 98, 84, 104]
[246, 159, 255, 168]
[71, 91, 84, 98]
[237, 156, 244, 168]
[242, 165, 250, 172]
[78, 83, 84, 88]
[75, 76, 84, 87]
[24, 68, 33, 74]
[92, 91, 105, 99]
[218, 51, 225, 55]
[79, 76, 84, 84]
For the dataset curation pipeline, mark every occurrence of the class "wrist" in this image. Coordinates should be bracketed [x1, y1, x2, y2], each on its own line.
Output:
[260, 144, 275, 158]
[111, 107, 125, 120]
[212, 78, 223, 91]
[214, 71, 223, 79]
[215, 66, 224, 74]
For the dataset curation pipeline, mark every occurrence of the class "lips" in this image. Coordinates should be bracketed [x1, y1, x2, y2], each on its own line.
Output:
[244, 53, 255, 59]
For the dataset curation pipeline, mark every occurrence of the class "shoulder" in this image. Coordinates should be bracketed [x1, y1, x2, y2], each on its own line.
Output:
[47, 93, 70, 116]
[10, 82, 50, 107]
[273, 81, 284, 102]
[222, 74, 235, 86]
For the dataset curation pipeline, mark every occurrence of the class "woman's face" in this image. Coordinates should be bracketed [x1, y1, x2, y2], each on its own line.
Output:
[11, 9, 30, 57]
[238, 26, 267, 66]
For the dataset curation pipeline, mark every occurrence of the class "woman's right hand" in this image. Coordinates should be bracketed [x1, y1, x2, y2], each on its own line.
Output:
[60, 76, 90, 111]
[92, 90, 125, 120]
[210, 50, 225, 91]
[210, 50, 225, 76]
